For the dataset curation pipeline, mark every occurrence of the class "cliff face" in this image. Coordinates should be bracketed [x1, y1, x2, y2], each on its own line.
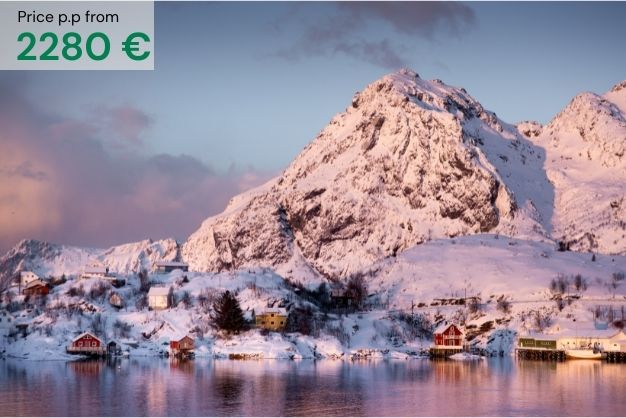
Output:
[183, 70, 549, 279]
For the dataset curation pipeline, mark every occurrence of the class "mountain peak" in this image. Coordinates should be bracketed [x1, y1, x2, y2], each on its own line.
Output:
[610, 79, 626, 93]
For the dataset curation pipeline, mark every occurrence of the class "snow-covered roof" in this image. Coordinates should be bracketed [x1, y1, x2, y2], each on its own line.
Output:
[155, 261, 188, 267]
[171, 334, 194, 342]
[434, 323, 463, 335]
[148, 286, 170, 297]
[72, 332, 102, 343]
[524, 328, 626, 340]
[259, 308, 288, 316]
[24, 279, 47, 289]
[83, 265, 107, 274]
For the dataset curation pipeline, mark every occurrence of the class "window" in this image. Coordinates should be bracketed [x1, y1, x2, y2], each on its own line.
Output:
[271, 321, 275, 325]
[92, 342, 97, 347]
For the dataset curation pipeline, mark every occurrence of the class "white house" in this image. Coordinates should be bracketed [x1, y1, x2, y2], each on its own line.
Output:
[556, 329, 626, 352]
[0, 310, 15, 337]
[153, 261, 189, 274]
[20, 271, 40, 288]
[80, 263, 111, 280]
[148, 287, 171, 310]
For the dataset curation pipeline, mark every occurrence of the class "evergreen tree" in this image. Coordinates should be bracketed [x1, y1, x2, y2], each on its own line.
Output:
[211, 290, 245, 334]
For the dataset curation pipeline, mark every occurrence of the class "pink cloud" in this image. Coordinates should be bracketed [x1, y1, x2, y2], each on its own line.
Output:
[0, 80, 275, 254]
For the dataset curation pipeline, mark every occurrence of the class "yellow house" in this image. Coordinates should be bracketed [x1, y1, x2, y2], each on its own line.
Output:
[256, 308, 288, 331]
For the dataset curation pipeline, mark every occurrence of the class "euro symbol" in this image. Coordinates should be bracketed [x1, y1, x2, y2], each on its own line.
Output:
[122, 32, 151, 61]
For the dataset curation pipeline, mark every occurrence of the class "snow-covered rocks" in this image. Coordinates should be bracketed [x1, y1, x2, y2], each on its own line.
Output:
[183, 70, 543, 279]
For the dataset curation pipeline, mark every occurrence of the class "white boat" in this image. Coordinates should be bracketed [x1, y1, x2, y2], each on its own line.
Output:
[565, 349, 602, 360]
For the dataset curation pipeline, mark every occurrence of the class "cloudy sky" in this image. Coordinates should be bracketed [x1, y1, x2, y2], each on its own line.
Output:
[1, 1, 626, 253]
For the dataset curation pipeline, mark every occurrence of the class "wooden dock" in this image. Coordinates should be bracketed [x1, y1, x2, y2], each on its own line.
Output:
[516, 348, 565, 361]
[605, 351, 626, 363]
[429, 347, 462, 358]
[66, 346, 107, 357]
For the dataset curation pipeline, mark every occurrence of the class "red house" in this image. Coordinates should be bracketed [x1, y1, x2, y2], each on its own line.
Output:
[22, 279, 49, 297]
[67, 332, 105, 355]
[170, 335, 194, 358]
[434, 323, 464, 348]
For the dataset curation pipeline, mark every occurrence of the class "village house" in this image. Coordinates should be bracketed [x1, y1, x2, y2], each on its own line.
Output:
[154, 261, 189, 274]
[22, 279, 49, 297]
[169, 335, 194, 358]
[0, 310, 15, 337]
[19, 271, 40, 288]
[107, 340, 122, 356]
[80, 263, 112, 280]
[556, 329, 626, 352]
[256, 308, 288, 331]
[433, 323, 465, 348]
[329, 284, 355, 309]
[66, 332, 105, 355]
[148, 286, 171, 310]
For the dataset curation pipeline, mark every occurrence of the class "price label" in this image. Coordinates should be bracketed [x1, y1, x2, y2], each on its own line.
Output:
[0, 1, 154, 70]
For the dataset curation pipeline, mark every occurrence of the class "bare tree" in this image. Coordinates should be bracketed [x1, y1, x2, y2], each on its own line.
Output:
[573, 274, 588, 292]
[346, 274, 367, 310]
[138, 269, 150, 293]
[496, 297, 512, 314]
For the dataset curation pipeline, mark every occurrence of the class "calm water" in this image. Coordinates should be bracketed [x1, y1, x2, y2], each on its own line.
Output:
[1, 357, 625, 416]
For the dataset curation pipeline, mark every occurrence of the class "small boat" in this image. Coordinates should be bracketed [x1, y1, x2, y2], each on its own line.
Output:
[565, 349, 602, 360]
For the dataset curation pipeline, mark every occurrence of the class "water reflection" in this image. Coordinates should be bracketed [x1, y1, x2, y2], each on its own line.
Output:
[1, 358, 625, 416]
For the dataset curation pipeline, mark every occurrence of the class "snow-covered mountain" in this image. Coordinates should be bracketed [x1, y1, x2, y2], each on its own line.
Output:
[0, 238, 180, 286]
[183, 70, 624, 279]
[2, 70, 624, 283]
[519, 80, 626, 254]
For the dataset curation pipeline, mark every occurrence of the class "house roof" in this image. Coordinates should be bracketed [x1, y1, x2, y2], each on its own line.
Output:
[83, 266, 108, 274]
[259, 308, 288, 316]
[171, 334, 194, 343]
[523, 328, 626, 340]
[24, 279, 47, 289]
[434, 323, 464, 335]
[148, 286, 170, 297]
[72, 332, 102, 343]
[155, 261, 188, 268]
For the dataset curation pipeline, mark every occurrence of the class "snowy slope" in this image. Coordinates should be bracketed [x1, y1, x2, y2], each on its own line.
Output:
[521, 80, 626, 254]
[2, 235, 624, 361]
[183, 71, 625, 278]
[183, 70, 551, 279]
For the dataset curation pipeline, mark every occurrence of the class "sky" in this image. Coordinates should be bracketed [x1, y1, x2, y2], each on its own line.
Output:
[1, 1, 626, 253]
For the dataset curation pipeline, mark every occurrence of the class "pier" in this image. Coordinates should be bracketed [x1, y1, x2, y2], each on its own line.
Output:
[429, 347, 462, 358]
[516, 348, 565, 361]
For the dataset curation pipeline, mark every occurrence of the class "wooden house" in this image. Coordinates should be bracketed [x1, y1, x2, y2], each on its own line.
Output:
[169, 335, 194, 358]
[256, 308, 288, 331]
[154, 261, 189, 274]
[22, 279, 49, 297]
[148, 286, 171, 310]
[107, 340, 122, 356]
[433, 323, 464, 348]
[67, 332, 105, 355]
[329, 284, 355, 308]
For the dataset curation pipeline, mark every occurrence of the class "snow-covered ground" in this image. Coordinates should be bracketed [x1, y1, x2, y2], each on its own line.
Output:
[1, 235, 624, 362]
